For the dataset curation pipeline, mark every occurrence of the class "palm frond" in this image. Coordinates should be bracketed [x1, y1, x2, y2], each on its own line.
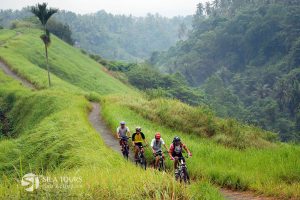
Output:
[44, 8, 58, 23]
[30, 3, 58, 26]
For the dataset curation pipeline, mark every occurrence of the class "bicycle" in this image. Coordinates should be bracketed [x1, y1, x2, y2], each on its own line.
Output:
[175, 155, 190, 184]
[153, 150, 166, 171]
[120, 136, 131, 160]
[135, 144, 147, 170]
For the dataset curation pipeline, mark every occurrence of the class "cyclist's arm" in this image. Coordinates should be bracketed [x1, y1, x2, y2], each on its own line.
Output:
[131, 134, 135, 146]
[142, 133, 147, 145]
[183, 144, 192, 155]
[168, 144, 173, 158]
[116, 128, 120, 139]
[126, 127, 131, 137]
[143, 139, 148, 145]
[161, 139, 168, 152]
[164, 144, 169, 152]
[150, 139, 156, 153]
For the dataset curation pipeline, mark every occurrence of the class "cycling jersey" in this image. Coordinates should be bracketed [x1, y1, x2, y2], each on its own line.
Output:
[169, 142, 186, 155]
[117, 126, 130, 137]
[151, 138, 165, 151]
[132, 132, 145, 144]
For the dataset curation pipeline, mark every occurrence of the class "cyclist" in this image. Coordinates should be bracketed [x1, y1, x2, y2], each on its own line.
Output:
[151, 132, 169, 169]
[116, 121, 130, 151]
[132, 127, 147, 160]
[169, 136, 192, 172]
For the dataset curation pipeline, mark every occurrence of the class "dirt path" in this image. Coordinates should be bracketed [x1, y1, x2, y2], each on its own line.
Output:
[88, 103, 277, 200]
[88, 102, 134, 161]
[220, 189, 275, 200]
[0, 61, 35, 89]
[0, 59, 275, 200]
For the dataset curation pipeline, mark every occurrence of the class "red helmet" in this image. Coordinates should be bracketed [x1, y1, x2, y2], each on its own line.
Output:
[155, 132, 161, 139]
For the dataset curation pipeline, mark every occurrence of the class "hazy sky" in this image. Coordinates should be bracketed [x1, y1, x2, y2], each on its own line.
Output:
[0, 0, 211, 17]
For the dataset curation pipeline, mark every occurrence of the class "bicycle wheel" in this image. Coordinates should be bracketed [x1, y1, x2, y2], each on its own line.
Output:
[124, 151, 129, 160]
[159, 160, 166, 171]
[142, 157, 147, 170]
[175, 169, 180, 181]
[125, 146, 129, 160]
[182, 168, 190, 184]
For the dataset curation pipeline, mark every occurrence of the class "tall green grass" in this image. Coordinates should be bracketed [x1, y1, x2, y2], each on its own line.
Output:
[104, 95, 278, 149]
[0, 28, 136, 95]
[0, 27, 223, 198]
[1, 71, 214, 199]
[1, 26, 299, 199]
[101, 95, 300, 199]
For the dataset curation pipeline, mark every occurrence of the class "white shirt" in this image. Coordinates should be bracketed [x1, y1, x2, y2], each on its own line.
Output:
[151, 138, 165, 151]
[117, 126, 130, 137]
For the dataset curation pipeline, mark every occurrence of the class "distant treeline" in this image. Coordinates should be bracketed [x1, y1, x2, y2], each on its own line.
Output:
[150, 0, 300, 141]
[0, 8, 192, 61]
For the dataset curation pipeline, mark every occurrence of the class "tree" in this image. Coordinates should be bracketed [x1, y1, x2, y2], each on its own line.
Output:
[178, 23, 187, 40]
[196, 3, 204, 16]
[47, 19, 74, 45]
[31, 3, 58, 87]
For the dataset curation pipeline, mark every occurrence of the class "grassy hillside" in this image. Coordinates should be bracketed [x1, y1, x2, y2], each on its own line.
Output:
[0, 28, 223, 199]
[0, 27, 299, 199]
[0, 71, 203, 199]
[0, 28, 136, 95]
[150, 2, 300, 142]
[102, 95, 300, 199]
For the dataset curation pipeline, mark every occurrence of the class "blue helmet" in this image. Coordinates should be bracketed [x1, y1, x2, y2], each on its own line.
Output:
[173, 136, 181, 143]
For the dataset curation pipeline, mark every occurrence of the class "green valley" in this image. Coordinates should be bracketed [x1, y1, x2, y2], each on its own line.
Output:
[0, 24, 299, 199]
[1, 0, 300, 197]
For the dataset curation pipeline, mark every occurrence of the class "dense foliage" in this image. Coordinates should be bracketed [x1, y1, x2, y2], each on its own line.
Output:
[0, 8, 192, 61]
[1, 28, 299, 199]
[150, 0, 300, 141]
[88, 53, 204, 105]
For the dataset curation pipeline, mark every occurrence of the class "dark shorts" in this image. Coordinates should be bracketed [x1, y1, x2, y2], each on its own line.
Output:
[172, 152, 184, 161]
[134, 142, 143, 148]
[119, 139, 125, 146]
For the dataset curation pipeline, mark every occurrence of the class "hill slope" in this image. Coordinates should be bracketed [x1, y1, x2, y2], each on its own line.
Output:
[0, 8, 192, 61]
[0, 27, 299, 199]
[150, 1, 300, 141]
[0, 28, 224, 199]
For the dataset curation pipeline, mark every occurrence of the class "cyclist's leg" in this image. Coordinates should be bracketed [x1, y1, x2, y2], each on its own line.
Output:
[155, 155, 159, 168]
[174, 156, 179, 171]
[120, 139, 124, 150]
[134, 144, 139, 160]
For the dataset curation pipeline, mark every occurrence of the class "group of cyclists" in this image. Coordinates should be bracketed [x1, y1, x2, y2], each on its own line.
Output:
[116, 121, 192, 172]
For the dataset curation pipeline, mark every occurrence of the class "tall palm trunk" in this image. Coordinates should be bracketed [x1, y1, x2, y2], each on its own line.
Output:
[45, 44, 51, 87]
[44, 25, 51, 87]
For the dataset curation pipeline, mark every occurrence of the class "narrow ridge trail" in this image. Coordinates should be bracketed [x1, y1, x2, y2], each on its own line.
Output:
[0, 60, 276, 200]
[220, 189, 275, 200]
[0, 61, 35, 89]
[88, 102, 134, 161]
[87, 103, 276, 200]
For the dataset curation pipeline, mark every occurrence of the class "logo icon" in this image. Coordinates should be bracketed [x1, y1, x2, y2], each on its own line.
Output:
[21, 173, 39, 192]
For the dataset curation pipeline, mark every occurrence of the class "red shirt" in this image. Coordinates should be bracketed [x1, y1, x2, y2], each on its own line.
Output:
[169, 142, 186, 154]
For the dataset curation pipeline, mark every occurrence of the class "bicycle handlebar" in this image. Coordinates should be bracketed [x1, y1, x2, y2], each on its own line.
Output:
[118, 136, 131, 140]
[153, 150, 168, 155]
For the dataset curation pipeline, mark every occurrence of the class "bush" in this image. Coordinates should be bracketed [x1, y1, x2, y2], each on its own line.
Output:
[110, 95, 277, 148]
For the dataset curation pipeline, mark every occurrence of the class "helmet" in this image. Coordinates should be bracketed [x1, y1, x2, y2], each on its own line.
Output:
[155, 132, 161, 139]
[136, 127, 141, 132]
[173, 136, 181, 143]
[120, 121, 126, 125]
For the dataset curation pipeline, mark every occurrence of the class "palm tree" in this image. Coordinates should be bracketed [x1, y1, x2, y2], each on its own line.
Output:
[31, 3, 58, 87]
